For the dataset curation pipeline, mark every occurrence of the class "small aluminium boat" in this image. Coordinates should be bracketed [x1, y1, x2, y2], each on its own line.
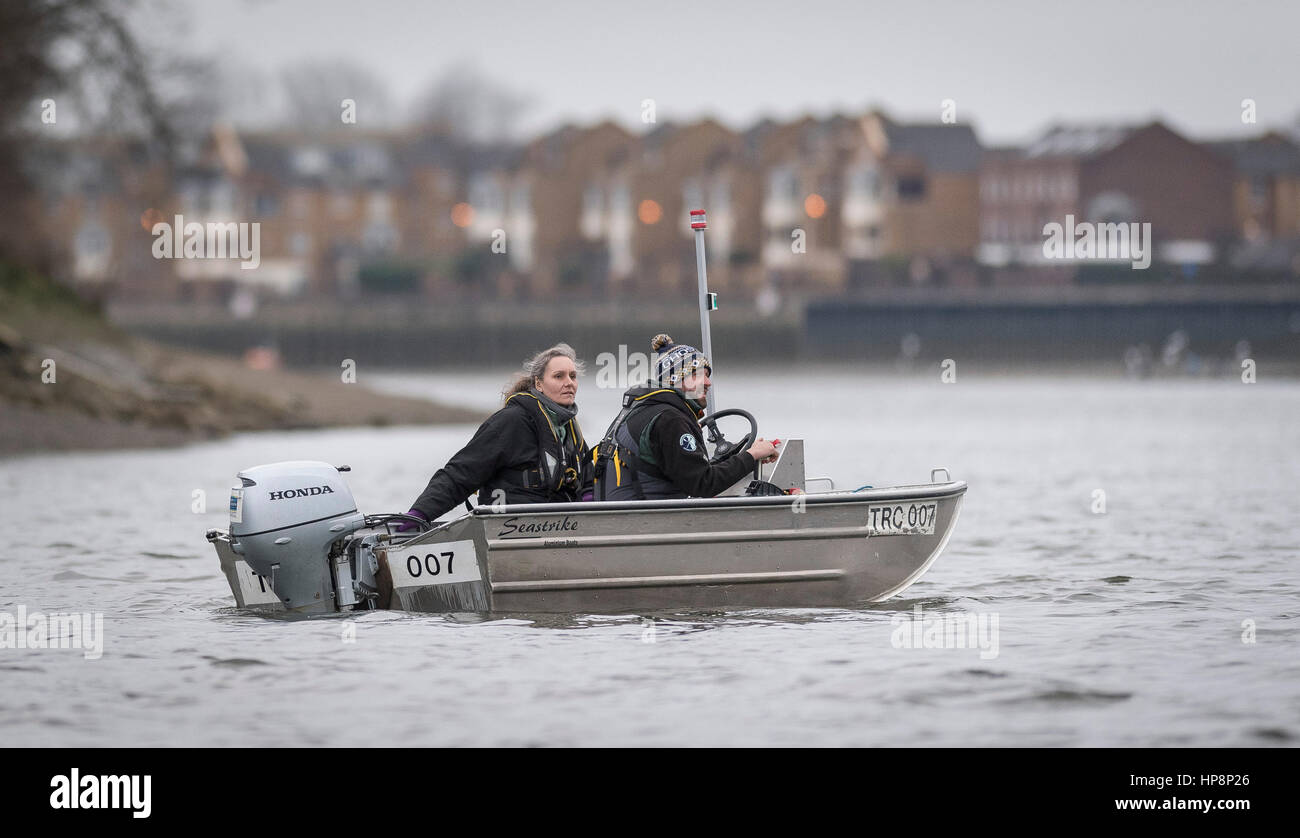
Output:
[208, 455, 965, 615]
[210, 452, 967, 613]
[206, 209, 966, 614]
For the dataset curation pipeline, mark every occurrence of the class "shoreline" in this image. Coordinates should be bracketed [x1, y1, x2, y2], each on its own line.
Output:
[0, 334, 484, 459]
[6, 340, 1294, 460]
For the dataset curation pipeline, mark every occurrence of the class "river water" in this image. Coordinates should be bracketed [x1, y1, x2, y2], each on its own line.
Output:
[2, 367, 1297, 746]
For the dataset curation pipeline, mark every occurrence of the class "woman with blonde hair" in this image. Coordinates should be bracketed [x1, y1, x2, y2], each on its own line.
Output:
[403, 343, 593, 526]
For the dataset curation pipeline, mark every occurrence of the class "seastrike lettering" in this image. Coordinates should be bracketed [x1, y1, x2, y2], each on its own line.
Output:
[497, 516, 579, 538]
[267, 485, 336, 501]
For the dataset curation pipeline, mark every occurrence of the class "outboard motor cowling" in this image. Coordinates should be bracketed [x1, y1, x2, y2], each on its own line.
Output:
[229, 461, 366, 611]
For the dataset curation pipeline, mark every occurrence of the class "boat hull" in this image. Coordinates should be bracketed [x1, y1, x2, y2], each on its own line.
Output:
[377, 481, 966, 613]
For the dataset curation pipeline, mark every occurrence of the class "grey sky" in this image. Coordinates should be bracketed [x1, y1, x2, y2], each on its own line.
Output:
[155, 0, 1300, 143]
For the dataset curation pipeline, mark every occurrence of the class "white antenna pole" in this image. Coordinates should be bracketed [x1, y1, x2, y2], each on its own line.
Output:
[690, 208, 717, 414]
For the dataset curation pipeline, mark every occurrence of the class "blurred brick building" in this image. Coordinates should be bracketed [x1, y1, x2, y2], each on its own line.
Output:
[1205, 132, 1300, 276]
[32, 111, 1295, 306]
[979, 122, 1236, 282]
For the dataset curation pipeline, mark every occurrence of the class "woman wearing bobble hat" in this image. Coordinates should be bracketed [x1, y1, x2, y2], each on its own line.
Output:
[593, 334, 779, 501]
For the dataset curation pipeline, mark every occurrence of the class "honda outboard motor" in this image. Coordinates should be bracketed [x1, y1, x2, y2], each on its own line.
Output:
[228, 461, 366, 611]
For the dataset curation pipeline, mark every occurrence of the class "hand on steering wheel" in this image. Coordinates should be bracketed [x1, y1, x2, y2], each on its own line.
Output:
[700, 407, 759, 465]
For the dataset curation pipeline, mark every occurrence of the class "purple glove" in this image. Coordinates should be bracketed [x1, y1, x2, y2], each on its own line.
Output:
[581, 490, 594, 502]
[395, 508, 429, 532]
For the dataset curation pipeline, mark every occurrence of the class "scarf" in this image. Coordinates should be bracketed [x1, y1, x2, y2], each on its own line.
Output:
[530, 388, 579, 441]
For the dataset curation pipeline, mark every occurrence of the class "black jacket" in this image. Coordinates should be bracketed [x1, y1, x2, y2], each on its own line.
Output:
[597, 388, 757, 500]
[411, 393, 593, 520]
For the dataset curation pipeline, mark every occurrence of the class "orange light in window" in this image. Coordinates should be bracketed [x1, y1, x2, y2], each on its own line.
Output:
[804, 193, 826, 219]
[451, 202, 475, 228]
[140, 207, 164, 232]
[638, 199, 662, 225]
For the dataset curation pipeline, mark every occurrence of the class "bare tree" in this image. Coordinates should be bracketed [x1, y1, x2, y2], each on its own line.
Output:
[0, 0, 183, 139]
[0, 0, 178, 272]
[209, 63, 278, 132]
[411, 65, 532, 143]
[280, 59, 395, 130]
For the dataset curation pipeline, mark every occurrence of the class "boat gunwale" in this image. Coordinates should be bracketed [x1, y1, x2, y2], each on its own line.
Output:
[460, 480, 967, 518]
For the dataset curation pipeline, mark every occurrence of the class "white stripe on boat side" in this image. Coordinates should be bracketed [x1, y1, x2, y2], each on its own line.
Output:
[491, 568, 845, 592]
[487, 525, 879, 550]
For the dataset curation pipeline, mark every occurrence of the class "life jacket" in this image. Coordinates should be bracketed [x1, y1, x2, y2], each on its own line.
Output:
[593, 387, 703, 501]
[480, 392, 588, 506]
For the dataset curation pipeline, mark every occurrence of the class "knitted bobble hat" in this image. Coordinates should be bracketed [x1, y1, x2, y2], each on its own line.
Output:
[650, 333, 711, 388]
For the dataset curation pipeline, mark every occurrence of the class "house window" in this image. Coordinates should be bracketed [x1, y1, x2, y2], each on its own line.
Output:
[469, 174, 504, 214]
[583, 183, 604, 216]
[179, 184, 201, 215]
[768, 166, 799, 203]
[1249, 177, 1269, 210]
[710, 179, 731, 213]
[896, 175, 926, 200]
[353, 144, 390, 181]
[367, 191, 392, 220]
[363, 223, 398, 252]
[254, 193, 278, 217]
[610, 183, 631, 214]
[683, 178, 704, 213]
[75, 223, 110, 258]
[511, 182, 531, 213]
[850, 166, 879, 199]
[291, 147, 329, 178]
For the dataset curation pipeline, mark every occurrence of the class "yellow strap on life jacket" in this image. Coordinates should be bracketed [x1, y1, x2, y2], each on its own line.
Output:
[506, 392, 560, 444]
[633, 388, 677, 403]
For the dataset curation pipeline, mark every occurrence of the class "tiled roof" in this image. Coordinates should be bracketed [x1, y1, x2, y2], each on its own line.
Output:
[880, 118, 983, 172]
[239, 138, 293, 180]
[1023, 124, 1136, 159]
[236, 133, 423, 187]
[1205, 134, 1300, 176]
[399, 131, 459, 169]
[460, 142, 523, 172]
[23, 141, 126, 195]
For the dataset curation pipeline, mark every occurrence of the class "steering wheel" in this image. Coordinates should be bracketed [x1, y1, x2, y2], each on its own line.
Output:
[700, 408, 759, 466]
